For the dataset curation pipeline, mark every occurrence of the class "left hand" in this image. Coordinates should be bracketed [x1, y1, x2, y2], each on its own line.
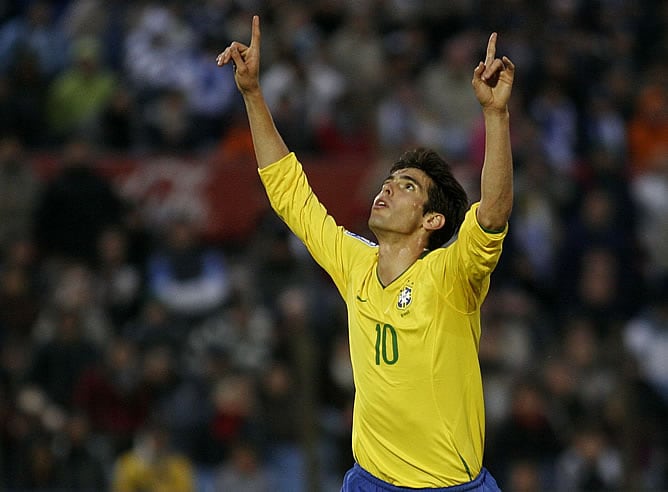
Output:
[216, 15, 262, 96]
[472, 33, 515, 112]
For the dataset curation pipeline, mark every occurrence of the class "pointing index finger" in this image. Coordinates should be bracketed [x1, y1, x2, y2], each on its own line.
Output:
[250, 15, 261, 49]
[485, 32, 497, 66]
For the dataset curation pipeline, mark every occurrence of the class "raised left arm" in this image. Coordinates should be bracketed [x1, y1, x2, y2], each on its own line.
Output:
[472, 33, 515, 232]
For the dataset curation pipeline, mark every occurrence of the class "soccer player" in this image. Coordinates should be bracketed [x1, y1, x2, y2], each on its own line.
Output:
[217, 15, 514, 492]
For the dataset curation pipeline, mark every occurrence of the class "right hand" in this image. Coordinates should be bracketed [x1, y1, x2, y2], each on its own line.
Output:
[216, 15, 261, 95]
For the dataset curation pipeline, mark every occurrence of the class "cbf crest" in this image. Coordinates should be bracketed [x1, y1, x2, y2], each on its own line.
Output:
[397, 284, 413, 310]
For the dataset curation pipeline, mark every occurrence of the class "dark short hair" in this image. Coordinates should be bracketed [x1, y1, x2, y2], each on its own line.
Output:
[390, 148, 469, 250]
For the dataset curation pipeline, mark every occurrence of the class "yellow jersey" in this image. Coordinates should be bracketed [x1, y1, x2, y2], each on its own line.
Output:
[259, 153, 507, 487]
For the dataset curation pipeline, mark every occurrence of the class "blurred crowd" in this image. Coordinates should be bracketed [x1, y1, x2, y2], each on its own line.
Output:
[1, 0, 668, 491]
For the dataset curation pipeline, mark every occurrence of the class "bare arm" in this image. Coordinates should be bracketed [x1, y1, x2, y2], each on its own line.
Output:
[471, 33, 515, 231]
[217, 16, 289, 169]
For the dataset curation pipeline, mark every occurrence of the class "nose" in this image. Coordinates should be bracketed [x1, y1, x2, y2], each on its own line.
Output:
[381, 181, 393, 195]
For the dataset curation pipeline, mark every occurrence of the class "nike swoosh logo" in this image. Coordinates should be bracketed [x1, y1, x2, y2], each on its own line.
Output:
[356, 296, 368, 302]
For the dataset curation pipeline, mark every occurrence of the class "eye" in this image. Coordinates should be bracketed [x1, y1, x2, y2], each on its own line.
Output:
[404, 182, 415, 191]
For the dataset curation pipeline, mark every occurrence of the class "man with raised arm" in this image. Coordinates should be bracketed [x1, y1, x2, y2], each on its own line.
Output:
[217, 15, 514, 491]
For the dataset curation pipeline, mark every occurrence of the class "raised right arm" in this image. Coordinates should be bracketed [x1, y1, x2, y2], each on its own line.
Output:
[217, 15, 289, 169]
[216, 16, 355, 287]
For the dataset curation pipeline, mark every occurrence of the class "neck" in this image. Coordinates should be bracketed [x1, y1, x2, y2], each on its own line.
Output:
[376, 236, 427, 287]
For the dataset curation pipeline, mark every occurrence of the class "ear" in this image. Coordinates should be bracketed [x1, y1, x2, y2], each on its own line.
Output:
[423, 212, 445, 232]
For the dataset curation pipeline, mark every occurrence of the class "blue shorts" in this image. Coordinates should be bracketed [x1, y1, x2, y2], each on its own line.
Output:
[341, 463, 501, 491]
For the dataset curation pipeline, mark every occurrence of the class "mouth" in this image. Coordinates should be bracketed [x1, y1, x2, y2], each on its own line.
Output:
[373, 199, 388, 209]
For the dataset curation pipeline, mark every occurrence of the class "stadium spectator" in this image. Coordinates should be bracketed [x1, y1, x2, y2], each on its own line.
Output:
[628, 81, 668, 176]
[0, 48, 49, 146]
[111, 419, 196, 492]
[46, 36, 117, 143]
[0, 1, 68, 78]
[94, 225, 143, 328]
[214, 440, 273, 492]
[0, 136, 40, 257]
[418, 30, 484, 159]
[28, 307, 99, 407]
[146, 212, 231, 323]
[52, 411, 108, 490]
[33, 137, 126, 265]
[73, 338, 150, 455]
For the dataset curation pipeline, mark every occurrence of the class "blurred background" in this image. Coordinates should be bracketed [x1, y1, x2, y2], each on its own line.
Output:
[0, 0, 667, 491]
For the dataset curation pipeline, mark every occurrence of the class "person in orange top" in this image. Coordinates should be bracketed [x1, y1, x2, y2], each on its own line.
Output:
[628, 82, 668, 176]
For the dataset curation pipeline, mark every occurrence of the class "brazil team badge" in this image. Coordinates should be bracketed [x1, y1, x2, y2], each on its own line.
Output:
[397, 285, 412, 310]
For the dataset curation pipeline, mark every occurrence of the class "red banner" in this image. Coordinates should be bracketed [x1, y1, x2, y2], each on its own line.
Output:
[33, 151, 375, 244]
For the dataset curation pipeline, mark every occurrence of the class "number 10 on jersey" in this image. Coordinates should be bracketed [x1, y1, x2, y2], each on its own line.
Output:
[375, 323, 399, 365]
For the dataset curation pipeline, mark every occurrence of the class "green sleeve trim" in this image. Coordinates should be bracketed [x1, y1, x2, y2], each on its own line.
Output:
[472, 202, 507, 234]
[478, 222, 506, 234]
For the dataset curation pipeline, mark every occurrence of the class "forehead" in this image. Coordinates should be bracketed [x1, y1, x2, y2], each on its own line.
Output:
[389, 167, 432, 187]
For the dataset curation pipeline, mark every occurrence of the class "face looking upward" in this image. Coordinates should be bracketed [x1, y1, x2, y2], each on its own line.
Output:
[368, 168, 442, 244]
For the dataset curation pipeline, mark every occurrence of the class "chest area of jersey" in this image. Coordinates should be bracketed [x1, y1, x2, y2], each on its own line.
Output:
[349, 267, 443, 371]
[353, 265, 436, 322]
